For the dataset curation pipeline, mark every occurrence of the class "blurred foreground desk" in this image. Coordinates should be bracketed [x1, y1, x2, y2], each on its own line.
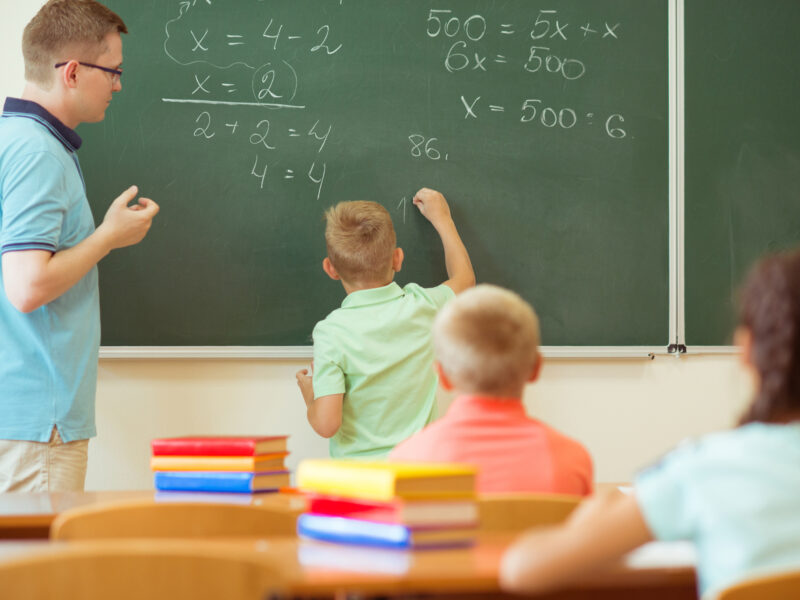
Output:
[0, 490, 695, 599]
[285, 536, 697, 600]
[0, 533, 697, 599]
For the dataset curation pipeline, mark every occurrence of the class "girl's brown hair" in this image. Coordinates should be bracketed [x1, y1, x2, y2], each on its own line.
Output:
[739, 249, 800, 424]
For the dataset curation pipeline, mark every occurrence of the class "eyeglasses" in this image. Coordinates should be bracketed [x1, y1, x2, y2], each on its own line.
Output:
[54, 61, 123, 84]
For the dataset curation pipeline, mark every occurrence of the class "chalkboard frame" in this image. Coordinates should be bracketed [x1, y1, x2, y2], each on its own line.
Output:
[98, 345, 671, 359]
[672, 0, 740, 357]
[89, 0, 679, 358]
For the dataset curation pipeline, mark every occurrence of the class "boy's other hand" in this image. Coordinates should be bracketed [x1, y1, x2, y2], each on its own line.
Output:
[413, 187, 452, 228]
[296, 367, 314, 407]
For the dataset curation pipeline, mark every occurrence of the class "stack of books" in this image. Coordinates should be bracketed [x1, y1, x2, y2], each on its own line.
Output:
[296, 460, 478, 549]
[150, 435, 290, 493]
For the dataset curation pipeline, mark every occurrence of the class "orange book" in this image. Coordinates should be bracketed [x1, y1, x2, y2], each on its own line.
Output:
[150, 452, 288, 472]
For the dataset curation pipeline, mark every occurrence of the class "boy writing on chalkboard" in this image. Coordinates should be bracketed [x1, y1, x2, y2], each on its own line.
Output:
[295, 188, 474, 458]
[390, 285, 593, 495]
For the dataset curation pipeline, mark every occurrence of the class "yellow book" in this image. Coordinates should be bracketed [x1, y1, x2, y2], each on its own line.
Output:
[150, 452, 288, 472]
[297, 460, 476, 502]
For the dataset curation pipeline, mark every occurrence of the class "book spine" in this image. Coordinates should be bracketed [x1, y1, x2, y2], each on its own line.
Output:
[297, 514, 410, 549]
[151, 441, 256, 456]
[297, 464, 394, 501]
[308, 497, 399, 522]
[150, 457, 256, 471]
[154, 471, 253, 493]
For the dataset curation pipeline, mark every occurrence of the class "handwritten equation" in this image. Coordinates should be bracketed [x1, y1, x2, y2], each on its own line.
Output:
[155, 1, 645, 201]
[425, 7, 628, 140]
[426, 8, 619, 77]
[160, 0, 344, 197]
[191, 111, 331, 199]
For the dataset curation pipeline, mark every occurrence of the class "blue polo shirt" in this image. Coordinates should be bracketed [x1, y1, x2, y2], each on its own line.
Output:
[0, 98, 100, 442]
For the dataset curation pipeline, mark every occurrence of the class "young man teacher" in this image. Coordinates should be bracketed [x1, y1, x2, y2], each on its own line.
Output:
[0, 0, 159, 492]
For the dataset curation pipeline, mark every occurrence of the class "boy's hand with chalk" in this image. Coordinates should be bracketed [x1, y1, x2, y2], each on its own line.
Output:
[412, 187, 475, 294]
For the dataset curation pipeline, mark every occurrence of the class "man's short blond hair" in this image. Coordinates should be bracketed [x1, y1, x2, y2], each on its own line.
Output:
[23, 0, 127, 88]
[324, 201, 396, 284]
[434, 284, 541, 395]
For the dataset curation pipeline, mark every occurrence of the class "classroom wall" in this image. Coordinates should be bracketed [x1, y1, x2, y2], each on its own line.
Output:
[2, 2, 752, 490]
[91, 356, 751, 490]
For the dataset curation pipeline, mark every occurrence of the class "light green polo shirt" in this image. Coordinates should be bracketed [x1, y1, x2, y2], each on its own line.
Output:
[312, 281, 455, 459]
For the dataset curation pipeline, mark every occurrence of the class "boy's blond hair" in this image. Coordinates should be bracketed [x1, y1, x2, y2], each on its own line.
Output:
[434, 284, 540, 395]
[325, 201, 396, 284]
[23, 0, 127, 88]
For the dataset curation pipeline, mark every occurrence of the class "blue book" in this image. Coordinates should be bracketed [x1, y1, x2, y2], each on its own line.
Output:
[297, 513, 475, 549]
[154, 470, 290, 493]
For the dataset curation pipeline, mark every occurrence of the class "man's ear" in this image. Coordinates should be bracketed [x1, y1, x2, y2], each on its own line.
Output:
[434, 361, 454, 391]
[322, 257, 340, 281]
[392, 247, 404, 273]
[61, 60, 80, 89]
[528, 354, 543, 383]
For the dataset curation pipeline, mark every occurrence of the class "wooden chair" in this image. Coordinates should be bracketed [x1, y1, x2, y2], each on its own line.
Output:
[477, 493, 582, 532]
[716, 569, 800, 600]
[0, 539, 286, 600]
[50, 499, 300, 540]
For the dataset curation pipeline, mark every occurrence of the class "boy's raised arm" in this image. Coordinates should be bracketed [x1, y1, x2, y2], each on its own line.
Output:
[413, 188, 475, 294]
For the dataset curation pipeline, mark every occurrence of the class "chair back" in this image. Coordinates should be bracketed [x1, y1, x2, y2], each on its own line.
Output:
[716, 570, 800, 600]
[51, 499, 300, 540]
[0, 539, 285, 600]
[477, 493, 581, 532]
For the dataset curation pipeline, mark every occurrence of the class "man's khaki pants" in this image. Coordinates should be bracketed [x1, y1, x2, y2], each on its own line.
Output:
[0, 428, 88, 493]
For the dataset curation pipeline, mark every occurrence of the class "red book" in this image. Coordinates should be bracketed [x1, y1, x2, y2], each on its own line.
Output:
[306, 494, 478, 527]
[151, 436, 288, 457]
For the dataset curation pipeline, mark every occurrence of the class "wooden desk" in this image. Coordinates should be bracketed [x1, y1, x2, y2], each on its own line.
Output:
[0, 534, 697, 599]
[0, 490, 694, 598]
[0, 485, 629, 540]
[0, 490, 305, 539]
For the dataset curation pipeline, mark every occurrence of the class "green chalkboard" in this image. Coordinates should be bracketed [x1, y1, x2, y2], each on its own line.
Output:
[77, 0, 669, 347]
[685, 0, 800, 346]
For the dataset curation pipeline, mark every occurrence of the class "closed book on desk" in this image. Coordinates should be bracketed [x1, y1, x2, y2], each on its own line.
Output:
[307, 495, 478, 527]
[297, 513, 475, 549]
[151, 436, 288, 456]
[150, 452, 288, 472]
[154, 470, 290, 493]
[297, 460, 476, 502]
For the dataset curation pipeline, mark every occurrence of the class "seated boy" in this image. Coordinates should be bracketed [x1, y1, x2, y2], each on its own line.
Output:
[296, 188, 474, 459]
[390, 284, 593, 495]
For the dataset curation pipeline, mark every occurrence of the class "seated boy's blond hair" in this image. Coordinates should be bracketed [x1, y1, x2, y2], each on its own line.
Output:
[325, 201, 396, 284]
[434, 284, 540, 395]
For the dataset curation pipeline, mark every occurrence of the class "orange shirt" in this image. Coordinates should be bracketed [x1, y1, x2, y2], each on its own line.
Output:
[389, 395, 593, 495]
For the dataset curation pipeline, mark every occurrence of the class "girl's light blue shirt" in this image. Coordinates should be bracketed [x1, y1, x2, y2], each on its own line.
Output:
[636, 422, 800, 598]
